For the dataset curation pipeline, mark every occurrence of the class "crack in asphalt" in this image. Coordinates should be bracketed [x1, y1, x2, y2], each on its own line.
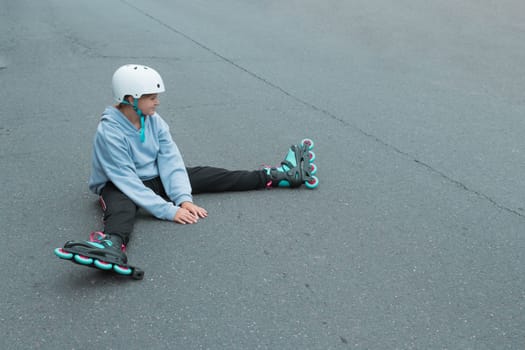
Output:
[122, 0, 524, 220]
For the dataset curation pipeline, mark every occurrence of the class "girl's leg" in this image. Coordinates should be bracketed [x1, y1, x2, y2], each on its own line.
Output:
[100, 182, 139, 245]
[186, 166, 268, 194]
[100, 178, 169, 246]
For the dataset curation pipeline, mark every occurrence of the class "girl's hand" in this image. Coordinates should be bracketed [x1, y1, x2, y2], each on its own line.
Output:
[173, 202, 208, 224]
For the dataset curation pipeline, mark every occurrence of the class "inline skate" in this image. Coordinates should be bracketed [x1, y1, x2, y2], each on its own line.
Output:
[54, 231, 144, 280]
[265, 138, 319, 189]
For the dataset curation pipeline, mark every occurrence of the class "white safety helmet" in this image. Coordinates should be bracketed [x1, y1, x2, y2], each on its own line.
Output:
[112, 64, 165, 103]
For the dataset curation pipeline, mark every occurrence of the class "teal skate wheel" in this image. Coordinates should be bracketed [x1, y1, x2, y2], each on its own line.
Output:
[301, 138, 314, 150]
[54, 248, 73, 260]
[305, 175, 319, 189]
[94, 259, 113, 271]
[74, 254, 93, 265]
[113, 265, 132, 275]
[307, 150, 316, 162]
[309, 163, 317, 175]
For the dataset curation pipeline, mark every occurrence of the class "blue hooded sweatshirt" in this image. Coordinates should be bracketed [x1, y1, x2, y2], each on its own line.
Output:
[88, 106, 192, 221]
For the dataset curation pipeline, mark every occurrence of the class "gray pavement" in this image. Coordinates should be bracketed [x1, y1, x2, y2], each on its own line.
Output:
[1, 0, 524, 349]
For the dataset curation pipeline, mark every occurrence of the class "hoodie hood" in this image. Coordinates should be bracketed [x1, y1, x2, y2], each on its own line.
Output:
[101, 106, 143, 137]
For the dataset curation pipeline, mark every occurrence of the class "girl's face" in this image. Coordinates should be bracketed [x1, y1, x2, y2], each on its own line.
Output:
[137, 94, 160, 116]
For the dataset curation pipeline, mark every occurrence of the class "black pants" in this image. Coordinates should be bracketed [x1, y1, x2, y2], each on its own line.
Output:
[99, 166, 269, 244]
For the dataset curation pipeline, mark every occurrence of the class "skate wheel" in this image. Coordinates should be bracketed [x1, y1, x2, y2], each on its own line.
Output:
[301, 138, 314, 150]
[94, 259, 113, 271]
[307, 150, 316, 162]
[113, 265, 132, 275]
[54, 248, 73, 260]
[74, 254, 93, 265]
[309, 163, 317, 175]
[305, 175, 319, 189]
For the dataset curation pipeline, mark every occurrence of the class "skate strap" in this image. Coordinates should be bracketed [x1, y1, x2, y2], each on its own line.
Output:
[89, 231, 106, 242]
[281, 160, 297, 172]
[99, 196, 107, 211]
[89, 231, 126, 252]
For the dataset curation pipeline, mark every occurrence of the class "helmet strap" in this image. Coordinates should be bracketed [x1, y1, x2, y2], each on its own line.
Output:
[121, 97, 146, 143]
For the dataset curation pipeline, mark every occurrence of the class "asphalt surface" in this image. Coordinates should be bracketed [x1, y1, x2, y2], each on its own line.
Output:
[1, 0, 524, 349]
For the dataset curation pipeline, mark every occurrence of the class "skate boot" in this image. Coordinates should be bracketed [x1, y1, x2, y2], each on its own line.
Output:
[54, 232, 144, 280]
[265, 138, 319, 189]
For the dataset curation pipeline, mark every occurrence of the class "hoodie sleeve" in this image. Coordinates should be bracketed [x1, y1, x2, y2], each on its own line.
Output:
[156, 118, 193, 205]
[93, 123, 179, 221]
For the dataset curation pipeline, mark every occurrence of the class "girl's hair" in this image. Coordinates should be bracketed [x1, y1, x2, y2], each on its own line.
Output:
[116, 93, 157, 108]
[116, 95, 132, 108]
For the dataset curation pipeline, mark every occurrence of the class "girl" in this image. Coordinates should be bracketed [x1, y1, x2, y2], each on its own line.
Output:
[54, 64, 318, 279]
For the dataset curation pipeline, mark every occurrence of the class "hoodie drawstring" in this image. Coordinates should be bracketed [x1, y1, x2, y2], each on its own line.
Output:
[140, 115, 145, 143]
